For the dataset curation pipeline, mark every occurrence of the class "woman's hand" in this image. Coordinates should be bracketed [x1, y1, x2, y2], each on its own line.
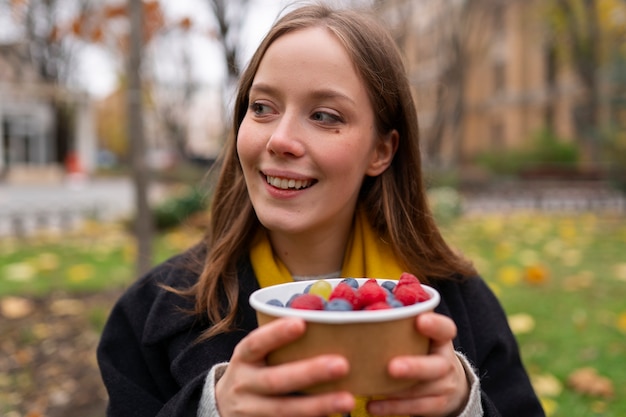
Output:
[367, 312, 470, 417]
[215, 317, 355, 417]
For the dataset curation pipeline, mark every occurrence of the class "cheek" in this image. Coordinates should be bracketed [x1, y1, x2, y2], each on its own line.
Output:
[236, 121, 260, 166]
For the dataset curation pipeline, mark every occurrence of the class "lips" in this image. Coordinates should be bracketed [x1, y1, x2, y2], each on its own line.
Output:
[264, 174, 315, 190]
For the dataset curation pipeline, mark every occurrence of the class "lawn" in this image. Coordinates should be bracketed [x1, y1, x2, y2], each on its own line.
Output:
[1, 212, 625, 416]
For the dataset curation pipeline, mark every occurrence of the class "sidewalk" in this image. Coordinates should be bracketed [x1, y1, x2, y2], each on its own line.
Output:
[0, 177, 168, 238]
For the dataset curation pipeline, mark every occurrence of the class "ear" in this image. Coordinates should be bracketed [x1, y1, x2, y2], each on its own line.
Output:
[366, 129, 399, 176]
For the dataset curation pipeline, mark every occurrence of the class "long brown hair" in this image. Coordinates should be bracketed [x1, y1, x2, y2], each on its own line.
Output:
[185, 3, 475, 340]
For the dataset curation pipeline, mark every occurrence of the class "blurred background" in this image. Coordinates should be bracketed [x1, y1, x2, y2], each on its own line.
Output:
[0, 0, 624, 416]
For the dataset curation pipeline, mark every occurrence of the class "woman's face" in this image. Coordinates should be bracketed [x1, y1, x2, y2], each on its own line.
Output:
[237, 26, 394, 241]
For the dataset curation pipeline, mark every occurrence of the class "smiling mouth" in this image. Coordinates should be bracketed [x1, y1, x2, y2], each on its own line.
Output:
[264, 174, 316, 190]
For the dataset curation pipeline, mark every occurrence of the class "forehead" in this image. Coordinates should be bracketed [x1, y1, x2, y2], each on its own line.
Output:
[252, 26, 365, 95]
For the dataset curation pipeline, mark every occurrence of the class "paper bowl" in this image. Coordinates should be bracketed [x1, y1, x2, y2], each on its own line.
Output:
[249, 278, 440, 395]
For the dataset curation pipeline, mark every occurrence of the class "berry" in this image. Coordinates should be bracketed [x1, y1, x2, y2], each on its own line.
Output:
[286, 293, 303, 307]
[356, 279, 387, 308]
[308, 280, 333, 300]
[340, 277, 359, 289]
[397, 272, 421, 287]
[364, 301, 391, 310]
[290, 293, 325, 310]
[266, 298, 284, 307]
[393, 282, 430, 306]
[326, 298, 353, 311]
[329, 283, 361, 309]
[381, 280, 396, 293]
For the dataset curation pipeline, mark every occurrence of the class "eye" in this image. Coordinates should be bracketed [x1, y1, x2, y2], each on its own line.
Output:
[249, 102, 273, 116]
[311, 111, 342, 124]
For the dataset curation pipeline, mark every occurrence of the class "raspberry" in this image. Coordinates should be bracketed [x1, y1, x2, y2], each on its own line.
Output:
[330, 283, 361, 309]
[363, 301, 392, 310]
[397, 272, 421, 287]
[393, 282, 430, 306]
[356, 279, 387, 308]
[289, 293, 325, 310]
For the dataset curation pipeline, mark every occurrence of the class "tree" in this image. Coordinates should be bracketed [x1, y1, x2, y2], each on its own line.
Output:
[374, 0, 500, 169]
[127, 0, 153, 275]
[544, 0, 626, 165]
[2, 0, 97, 167]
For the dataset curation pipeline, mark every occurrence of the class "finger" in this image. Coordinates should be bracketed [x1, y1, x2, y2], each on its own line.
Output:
[237, 391, 355, 417]
[367, 394, 449, 417]
[255, 354, 350, 394]
[387, 353, 449, 381]
[415, 312, 457, 345]
[234, 317, 306, 363]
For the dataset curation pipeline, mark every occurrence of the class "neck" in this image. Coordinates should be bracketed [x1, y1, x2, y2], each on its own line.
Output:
[268, 226, 351, 277]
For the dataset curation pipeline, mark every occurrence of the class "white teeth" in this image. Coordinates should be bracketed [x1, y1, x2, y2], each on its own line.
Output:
[266, 175, 311, 190]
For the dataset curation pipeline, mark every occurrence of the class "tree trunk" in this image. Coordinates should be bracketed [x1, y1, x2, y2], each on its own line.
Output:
[127, 0, 153, 276]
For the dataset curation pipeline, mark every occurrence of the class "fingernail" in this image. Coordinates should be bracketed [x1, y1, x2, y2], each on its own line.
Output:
[327, 358, 347, 375]
[391, 360, 409, 376]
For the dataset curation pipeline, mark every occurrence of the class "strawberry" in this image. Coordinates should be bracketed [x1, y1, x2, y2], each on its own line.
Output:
[289, 293, 325, 310]
[330, 283, 361, 310]
[356, 279, 387, 308]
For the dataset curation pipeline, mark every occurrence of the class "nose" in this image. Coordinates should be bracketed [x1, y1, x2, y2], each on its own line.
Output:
[265, 113, 305, 158]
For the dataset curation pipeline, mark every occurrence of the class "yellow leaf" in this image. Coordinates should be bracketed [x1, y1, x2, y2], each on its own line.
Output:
[66, 264, 95, 283]
[531, 373, 563, 397]
[540, 397, 558, 416]
[508, 313, 535, 335]
[497, 265, 521, 286]
[617, 312, 626, 333]
[614, 263, 626, 282]
[36, 252, 60, 272]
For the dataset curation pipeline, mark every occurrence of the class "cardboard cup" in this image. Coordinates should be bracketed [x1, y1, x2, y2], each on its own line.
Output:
[249, 278, 440, 396]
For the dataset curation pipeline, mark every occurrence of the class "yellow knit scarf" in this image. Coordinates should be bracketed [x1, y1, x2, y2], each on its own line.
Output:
[249, 210, 407, 417]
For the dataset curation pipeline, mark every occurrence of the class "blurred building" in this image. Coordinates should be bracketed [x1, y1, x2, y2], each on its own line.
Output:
[0, 43, 97, 183]
[381, 0, 618, 170]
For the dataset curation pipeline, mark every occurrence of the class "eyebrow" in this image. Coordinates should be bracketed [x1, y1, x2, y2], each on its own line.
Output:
[249, 82, 356, 106]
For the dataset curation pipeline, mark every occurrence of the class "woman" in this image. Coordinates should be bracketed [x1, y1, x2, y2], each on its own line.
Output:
[97, 3, 545, 417]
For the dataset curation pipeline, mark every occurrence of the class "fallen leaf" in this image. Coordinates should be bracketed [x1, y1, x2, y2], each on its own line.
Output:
[35, 252, 60, 272]
[0, 297, 35, 319]
[614, 263, 626, 282]
[66, 264, 95, 283]
[2, 263, 36, 282]
[616, 312, 626, 333]
[508, 313, 535, 335]
[531, 373, 563, 397]
[539, 397, 558, 417]
[567, 367, 614, 398]
[50, 299, 86, 316]
[525, 265, 549, 285]
[497, 265, 521, 286]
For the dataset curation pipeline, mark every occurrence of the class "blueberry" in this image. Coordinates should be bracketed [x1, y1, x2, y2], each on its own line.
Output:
[381, 280, 396, 292]
[266, 298, 284, 307]
[325, 298, 353, 311]
[340, 277, 359, 289]
[389, 299, 404, 308]
[386, 293, 403, 308]
[303, 283, 314, 293]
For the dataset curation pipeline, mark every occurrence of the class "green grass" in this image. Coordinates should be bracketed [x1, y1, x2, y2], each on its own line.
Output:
[0, 221, 203, 297]
[1, 212, 625, 416]
[440, 212, 626, 416]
